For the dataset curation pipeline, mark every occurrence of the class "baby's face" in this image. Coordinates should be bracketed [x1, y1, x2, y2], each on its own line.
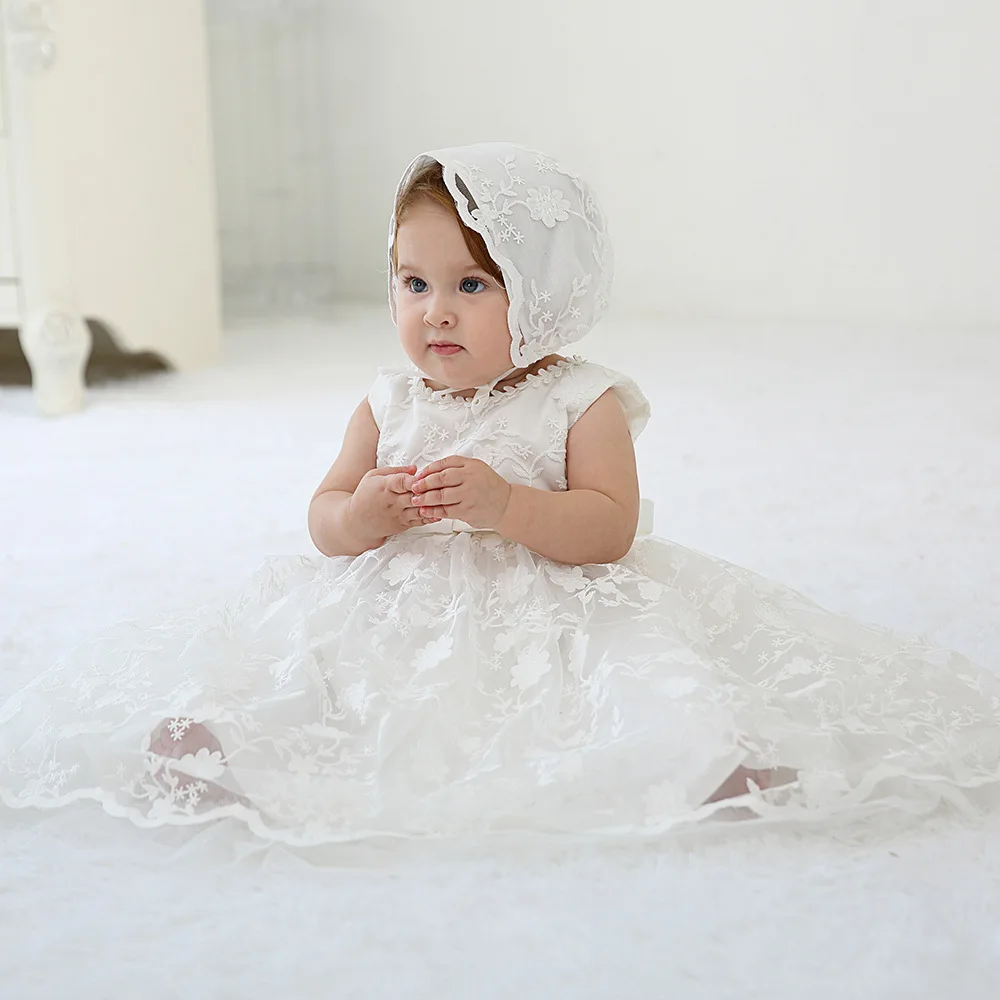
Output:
[394, 199, 512, 393]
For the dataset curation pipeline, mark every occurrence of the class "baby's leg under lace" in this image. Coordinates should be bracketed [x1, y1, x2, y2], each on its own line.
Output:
[147, 717, 243, 807]
[704, 764, 799, 805]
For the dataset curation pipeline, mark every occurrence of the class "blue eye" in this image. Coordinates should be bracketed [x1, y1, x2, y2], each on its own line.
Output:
[461, 277, 486, 294]
[406, 277, 428, 293]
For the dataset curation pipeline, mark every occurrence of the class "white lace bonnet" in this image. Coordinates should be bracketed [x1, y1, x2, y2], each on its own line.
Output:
[387, 141, 614, 369]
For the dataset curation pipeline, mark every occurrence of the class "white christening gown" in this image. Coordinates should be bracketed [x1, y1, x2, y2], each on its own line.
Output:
[3, 356, 1000, 846]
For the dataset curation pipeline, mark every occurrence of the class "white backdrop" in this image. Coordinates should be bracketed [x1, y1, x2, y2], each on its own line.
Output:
[209, 0, 1000, 328]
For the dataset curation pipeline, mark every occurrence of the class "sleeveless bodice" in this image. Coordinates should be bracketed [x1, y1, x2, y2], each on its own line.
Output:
[368, 356, 649, 493]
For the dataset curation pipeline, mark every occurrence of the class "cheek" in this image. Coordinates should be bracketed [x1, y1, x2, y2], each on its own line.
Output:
[395, 307, 426, 360]
[396, 300, 422, 334]
[486, 298, 512, 353]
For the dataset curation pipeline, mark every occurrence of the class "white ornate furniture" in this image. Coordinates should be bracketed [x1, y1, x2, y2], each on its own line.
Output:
[0, 0, 221, 415]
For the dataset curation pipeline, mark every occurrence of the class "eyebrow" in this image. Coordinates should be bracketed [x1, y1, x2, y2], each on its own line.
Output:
[395, 261, 482, 273]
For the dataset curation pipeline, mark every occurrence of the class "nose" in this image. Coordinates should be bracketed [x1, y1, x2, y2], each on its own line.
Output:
[423, 292, 456, 329]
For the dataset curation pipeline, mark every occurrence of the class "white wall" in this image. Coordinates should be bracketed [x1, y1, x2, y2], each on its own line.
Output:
[324, 0, 1000, 329]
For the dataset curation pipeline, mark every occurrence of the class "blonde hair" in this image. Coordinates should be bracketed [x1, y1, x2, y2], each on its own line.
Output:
[391, 160, 505, 287]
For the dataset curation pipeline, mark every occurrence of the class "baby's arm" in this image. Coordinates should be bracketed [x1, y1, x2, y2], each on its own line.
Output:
[308, 398, 437, 557]
[497, 389, 640, 564]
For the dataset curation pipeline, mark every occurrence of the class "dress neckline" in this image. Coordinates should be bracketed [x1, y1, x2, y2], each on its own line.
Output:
[406, 355, 585, 409]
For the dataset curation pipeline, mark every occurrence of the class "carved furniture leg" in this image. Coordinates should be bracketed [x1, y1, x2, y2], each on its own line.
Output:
[18, 309, 92, 416]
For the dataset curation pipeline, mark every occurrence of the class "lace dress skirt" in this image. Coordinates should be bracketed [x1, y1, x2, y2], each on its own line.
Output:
[2, 529, 1000, 847]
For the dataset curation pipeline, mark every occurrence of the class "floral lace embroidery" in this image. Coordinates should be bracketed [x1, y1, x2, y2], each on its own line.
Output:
[524, 185, 571, 228]
[370, 359, 642, 495]
[5, 360, 1000, 846]
[406, 355, 584, 409]
[449, 153, 611, 366]
[5, 527, 1000, 845]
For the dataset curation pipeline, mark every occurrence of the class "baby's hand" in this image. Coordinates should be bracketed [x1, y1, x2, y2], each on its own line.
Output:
[350, 465, 442, 541]
[410, 457, 512, 529]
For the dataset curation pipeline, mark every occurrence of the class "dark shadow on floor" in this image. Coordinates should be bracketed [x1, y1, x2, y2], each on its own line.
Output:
[0, 321, 171, 386]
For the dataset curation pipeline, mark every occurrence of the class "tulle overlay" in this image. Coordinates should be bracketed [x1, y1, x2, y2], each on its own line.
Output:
[5, 360, 1000, 845]
[4, 530, 1000, 846]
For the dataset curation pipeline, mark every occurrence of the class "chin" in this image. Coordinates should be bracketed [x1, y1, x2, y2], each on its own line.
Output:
[423, 354, 472, 382]
[416, 361, 461, 391]
[412, 350, 507, 391]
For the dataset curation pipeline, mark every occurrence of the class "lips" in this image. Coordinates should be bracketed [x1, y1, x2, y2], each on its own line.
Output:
[429, 342, 463, 356]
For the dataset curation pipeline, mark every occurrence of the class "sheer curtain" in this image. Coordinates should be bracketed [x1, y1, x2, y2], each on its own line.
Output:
[205, 0, 337, 314]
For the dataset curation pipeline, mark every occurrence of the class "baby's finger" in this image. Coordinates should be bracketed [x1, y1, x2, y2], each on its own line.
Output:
[401, 511, 442, 528]
[410, 486, 462, 508]
[385, 472, 417, 494]
[374, 465, 417, 477]
[418, 504, 455, 520]
[411, 468, 458, 494]
[413, 456, 466, 484]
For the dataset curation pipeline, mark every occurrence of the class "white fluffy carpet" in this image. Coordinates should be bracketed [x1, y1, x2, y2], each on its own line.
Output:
[2, 306, 999, 998]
